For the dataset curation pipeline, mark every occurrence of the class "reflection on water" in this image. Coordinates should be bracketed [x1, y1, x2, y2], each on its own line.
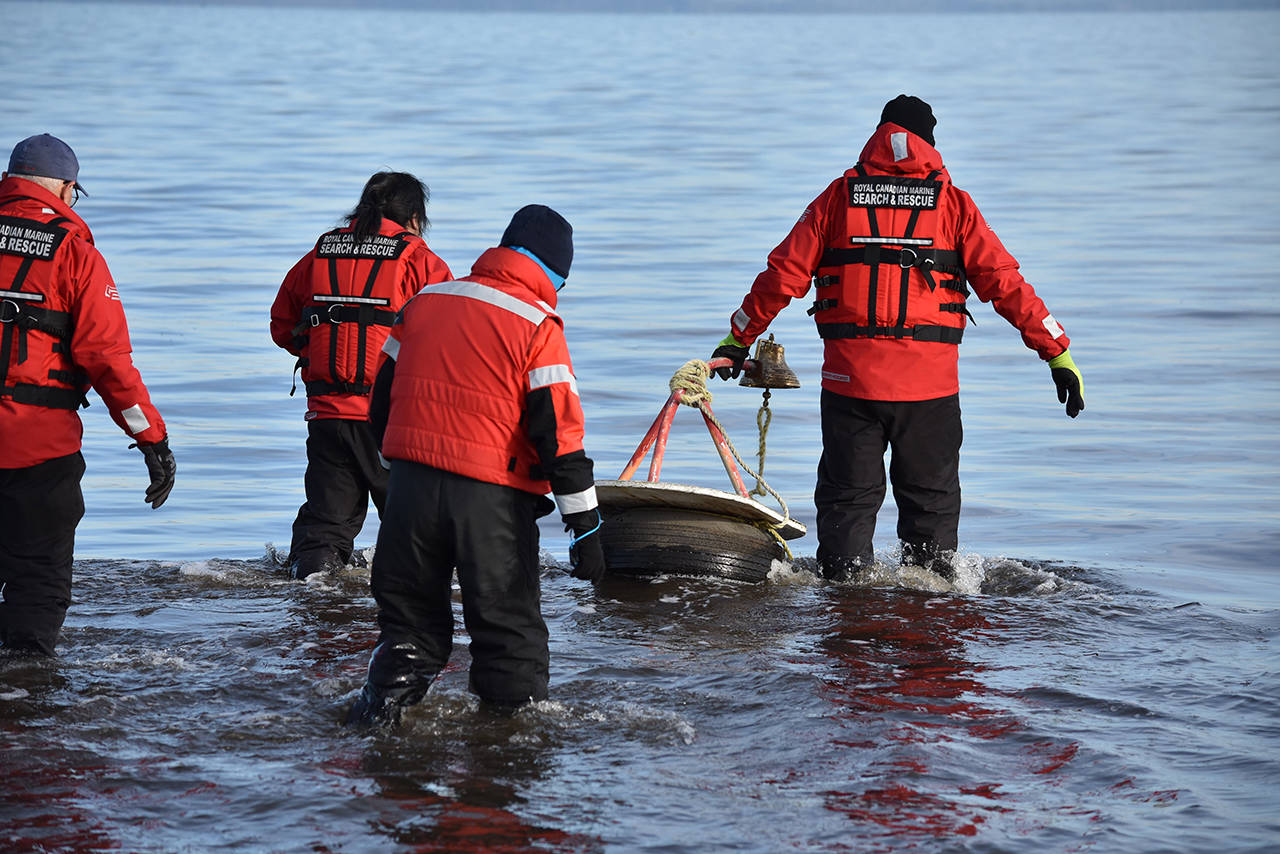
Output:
[1, 553, 1277, 852]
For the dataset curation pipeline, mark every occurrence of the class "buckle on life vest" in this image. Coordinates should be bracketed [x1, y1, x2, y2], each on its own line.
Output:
[899, 248, 919, 269]
[327, 303, 345, 323]
[0, 299, 19, 323]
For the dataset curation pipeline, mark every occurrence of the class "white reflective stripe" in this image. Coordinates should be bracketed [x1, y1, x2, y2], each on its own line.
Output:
[0, 290, 43, 301]
[121, 404, 150, 435]
[314, 294, 390, 306]
[821, 370, 850, 383]
[535, 300, 555, 314]
[1042, 314, 1065, 338]
[555, 485, 598, 516]
[732, 308, 751, 333]
[891, 132, 909, 162]
[528, 364, 578, 395]
[381, 335, 400, 360]
[850, 236, 934, 246]
[421, 281, 550, 326]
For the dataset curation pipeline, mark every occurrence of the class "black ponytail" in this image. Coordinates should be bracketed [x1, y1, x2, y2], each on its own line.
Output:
[345, 172, 430, 243]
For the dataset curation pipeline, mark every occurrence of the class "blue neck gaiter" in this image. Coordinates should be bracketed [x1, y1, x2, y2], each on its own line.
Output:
[511, 246, 566, 291]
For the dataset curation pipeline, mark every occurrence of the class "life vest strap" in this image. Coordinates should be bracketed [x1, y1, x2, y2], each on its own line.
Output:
[305, 379, 373, 397]
[816, 322, 964, 344]
[294, 303, 396, 335]
[1, 382, 87, 410]
[819, 246, 965, 278]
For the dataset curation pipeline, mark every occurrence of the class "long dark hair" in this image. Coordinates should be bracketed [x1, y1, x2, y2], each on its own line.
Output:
[345, 172, 429, 243]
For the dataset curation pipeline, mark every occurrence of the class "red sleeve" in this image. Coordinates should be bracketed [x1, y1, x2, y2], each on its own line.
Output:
[954, 189, 1070, 360]
[269, 253, 312, 354]
[728, 178, 843, 346]
[67, 242, 167, 444]
[396, 243, 454, 304]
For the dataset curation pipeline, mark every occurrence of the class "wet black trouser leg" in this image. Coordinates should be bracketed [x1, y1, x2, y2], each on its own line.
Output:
[370, 461, 552, 704]
[289, 418, 388, 570]
[0, 452, 85, 655]
[815, 391, 962, 563]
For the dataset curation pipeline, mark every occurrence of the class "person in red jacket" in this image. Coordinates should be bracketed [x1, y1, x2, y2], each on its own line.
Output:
[346, 204, 605, 726]
[712, 96, 1085, 583]
[270, 172, 452, 580]
[0, 134, 175, 656]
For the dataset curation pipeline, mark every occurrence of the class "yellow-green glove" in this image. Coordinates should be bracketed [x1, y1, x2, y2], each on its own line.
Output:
[1049, 348, 1085, 418]
[710, 333, 749, 381]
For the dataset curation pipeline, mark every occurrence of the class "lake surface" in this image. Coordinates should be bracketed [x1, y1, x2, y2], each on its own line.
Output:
[2, 3, 1278, 852]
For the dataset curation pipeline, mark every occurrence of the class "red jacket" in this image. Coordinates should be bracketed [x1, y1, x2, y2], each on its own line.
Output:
[729, 123, 1070, 401]
[0, 176, 167, 469]
[270, 219, 452, 420]
[381, 246, 597, 515]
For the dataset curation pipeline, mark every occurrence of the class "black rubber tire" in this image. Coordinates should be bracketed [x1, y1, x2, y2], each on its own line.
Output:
[599, 506, 785, 584]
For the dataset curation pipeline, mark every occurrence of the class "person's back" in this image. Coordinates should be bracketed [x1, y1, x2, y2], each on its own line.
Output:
[348, 205, 605, 726]
[712, 96, 1084, 582]
[269, 171, 452, 580]
[0, 134, 174, 656]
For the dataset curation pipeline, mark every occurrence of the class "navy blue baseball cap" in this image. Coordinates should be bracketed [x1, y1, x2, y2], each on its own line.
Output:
[7, 134, 86, 194]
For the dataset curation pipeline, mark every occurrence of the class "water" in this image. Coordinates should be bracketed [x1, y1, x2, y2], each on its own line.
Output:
[2, 3, 1279, 851]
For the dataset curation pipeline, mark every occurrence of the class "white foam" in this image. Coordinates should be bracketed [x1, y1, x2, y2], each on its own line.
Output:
[0, 687, 30, 701]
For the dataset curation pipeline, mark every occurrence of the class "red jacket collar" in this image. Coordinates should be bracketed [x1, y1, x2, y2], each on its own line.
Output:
[0, 175, 93, 243]
[854, 123, 949, 181]
[467, 246, 559, 310]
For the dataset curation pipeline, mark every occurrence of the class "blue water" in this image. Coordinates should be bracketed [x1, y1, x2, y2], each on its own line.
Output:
[2, 3, 1278, 852]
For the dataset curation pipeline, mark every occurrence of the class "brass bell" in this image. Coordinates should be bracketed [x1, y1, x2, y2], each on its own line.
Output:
[739, 334, 801, 390]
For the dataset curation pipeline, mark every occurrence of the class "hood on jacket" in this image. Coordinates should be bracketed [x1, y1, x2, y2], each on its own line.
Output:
[854, 123, 949, 180]
[0, 174, 93, 244]
[468, 245, 559, 310]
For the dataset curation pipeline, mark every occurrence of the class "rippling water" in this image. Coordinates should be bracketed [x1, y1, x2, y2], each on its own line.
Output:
[2, 3, 1278, 852]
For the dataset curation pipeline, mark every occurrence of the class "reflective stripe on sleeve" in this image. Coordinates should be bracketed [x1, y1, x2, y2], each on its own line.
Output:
[555, 485, 598, 516]
[423, 281, 552, 326]
[732, 308, 751, 334]
[122, 404, 150, 435]
[1042, 313, 1065, 338]
[528, 364, 578, 395]
[382, 335, 400, 360]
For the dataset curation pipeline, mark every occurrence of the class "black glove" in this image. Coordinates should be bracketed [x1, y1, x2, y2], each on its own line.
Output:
[132, 438, 176, 509]
[710, 334, 749, 381]
[563, 509, 606, 584]
[1048, 349, 1085, 419]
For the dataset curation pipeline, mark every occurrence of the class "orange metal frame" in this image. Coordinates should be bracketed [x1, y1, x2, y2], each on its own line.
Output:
[617, 356, 753, 498]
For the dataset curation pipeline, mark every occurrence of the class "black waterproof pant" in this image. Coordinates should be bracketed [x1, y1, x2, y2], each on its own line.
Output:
[0, 452, 85, 655]
[815, 390, 962, 565]
[288, 418, 388, 573]
[370, 460, 554, 704]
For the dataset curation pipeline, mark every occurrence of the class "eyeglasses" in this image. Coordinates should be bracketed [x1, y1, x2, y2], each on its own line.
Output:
[63, 181, 82, 207]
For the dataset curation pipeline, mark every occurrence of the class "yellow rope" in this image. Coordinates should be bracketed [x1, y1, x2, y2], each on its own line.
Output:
[668, 360, 794, 532]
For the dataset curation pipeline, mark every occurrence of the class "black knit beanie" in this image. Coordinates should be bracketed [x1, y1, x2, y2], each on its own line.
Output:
[500, 204, 574, 278]
[879, 95, 936, 146]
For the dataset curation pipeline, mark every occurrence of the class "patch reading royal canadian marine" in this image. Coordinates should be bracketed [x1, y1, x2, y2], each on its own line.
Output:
[846, 177, 940, 210]
[0, 216, 68, 260]
[315, 231, 409, 260]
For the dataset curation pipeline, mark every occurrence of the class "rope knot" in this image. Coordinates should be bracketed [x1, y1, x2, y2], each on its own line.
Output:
[669, 359, 712, 408]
